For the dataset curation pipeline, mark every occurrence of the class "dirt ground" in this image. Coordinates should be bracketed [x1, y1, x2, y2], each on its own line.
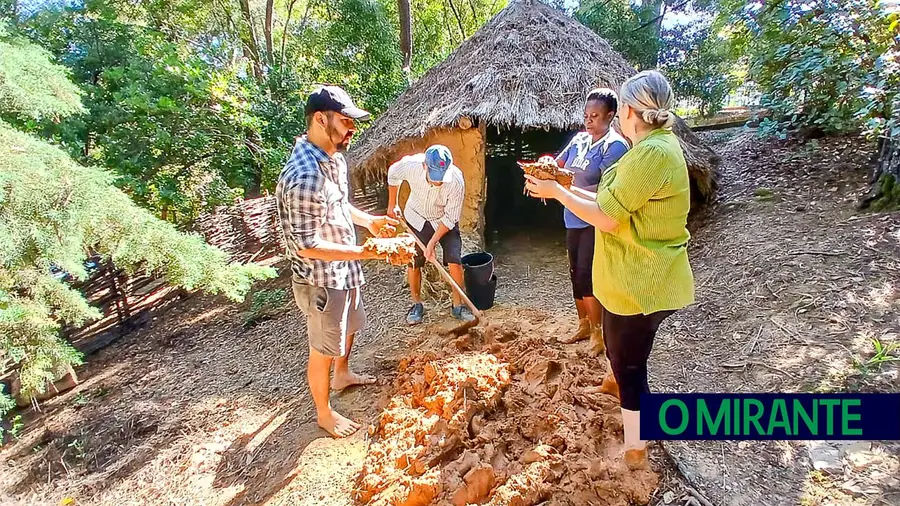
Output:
[1, 130, 898, 506]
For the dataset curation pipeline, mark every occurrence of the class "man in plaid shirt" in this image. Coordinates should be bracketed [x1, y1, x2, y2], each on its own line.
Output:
[276, 85, 397, 438]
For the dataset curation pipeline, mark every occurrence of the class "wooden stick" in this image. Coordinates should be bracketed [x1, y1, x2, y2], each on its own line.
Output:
[787, 250, 846, 257]
[400, 218, 483, 334]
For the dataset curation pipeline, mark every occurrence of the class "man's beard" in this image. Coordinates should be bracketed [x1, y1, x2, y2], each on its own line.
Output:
[325, 118, 353, 151]
[328, 124, 353, 152]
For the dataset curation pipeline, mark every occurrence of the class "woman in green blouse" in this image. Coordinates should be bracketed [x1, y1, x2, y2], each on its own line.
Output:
[525, 70, 694, 471]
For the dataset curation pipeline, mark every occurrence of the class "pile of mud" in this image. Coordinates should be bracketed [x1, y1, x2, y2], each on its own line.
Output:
[355, 314, 659, 506]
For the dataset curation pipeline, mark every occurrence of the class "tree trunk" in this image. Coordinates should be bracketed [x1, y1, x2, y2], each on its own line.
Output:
[244, 130, 265, 197]
[107, 262, 131, 327]
[398, 0, 412, 71]
[239, 0, 264, 80]
[859, 132, 900, 210]
[264, 0, 275, 66]
[648, 0, 666, 67]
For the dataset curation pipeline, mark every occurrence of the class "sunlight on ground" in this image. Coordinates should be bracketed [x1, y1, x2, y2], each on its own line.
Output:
[867, 281, 897, 309]
[774, 441, 797, 467]
[799, 443, 900, 506]
[845, 281, 898, 310]
[267, 432, 368, 506]
[800, 470, 855, 506]
[185, 306, 229, 326]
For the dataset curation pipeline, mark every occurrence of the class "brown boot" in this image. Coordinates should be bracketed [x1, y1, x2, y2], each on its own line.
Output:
[624, 448, 650, 471]
[598, 373, 619, 400]
[560, 317, 590, 344]
[588, 323, 605, 356]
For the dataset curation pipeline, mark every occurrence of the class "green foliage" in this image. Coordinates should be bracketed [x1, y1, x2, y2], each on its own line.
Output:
[243, 288, 288, 328]
[852, 337, 900, 380]
[0, 30, 275, 412]
[24, 4, 256, 222]
[16, 0, 499, 219]
[720, 0, 899, 136]
[660, 23, 740, 117]
[753, 187, 775, 201]
[0, 383, 14, 433]
[576, 0, 661, 71]
[577, 0, 741, 117]
[0, 24, 84, 124]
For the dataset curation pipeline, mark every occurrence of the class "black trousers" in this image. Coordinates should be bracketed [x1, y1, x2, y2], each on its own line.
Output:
[566, 227, 595, 299]
[410, 221, 463, 268]
[603, 309, 675, 411]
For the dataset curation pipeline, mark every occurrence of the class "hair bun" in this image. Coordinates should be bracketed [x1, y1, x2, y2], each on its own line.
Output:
[641, 108, 674, 128]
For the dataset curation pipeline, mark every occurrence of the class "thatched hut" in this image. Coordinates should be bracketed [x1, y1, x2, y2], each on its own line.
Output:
[348, 0, 720, 248]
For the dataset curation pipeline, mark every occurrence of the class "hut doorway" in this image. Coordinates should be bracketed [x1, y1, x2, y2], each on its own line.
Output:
[484, 127, 573, 245]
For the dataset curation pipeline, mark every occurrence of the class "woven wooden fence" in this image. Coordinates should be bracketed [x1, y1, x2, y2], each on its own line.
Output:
[192, 195, 286, 262]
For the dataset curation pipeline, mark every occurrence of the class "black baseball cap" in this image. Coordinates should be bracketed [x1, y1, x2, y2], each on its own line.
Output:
[305, 85, 370, 121]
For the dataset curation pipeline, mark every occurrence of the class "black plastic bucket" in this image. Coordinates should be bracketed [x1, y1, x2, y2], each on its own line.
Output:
[465, 274, 497, 310]
[461, 252, 494, 286]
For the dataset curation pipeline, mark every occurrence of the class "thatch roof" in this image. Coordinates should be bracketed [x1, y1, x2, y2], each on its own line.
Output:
[348, 0, 720, 202]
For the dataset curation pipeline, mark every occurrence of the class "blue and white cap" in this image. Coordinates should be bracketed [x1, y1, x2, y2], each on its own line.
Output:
[424, 145, 453, 182]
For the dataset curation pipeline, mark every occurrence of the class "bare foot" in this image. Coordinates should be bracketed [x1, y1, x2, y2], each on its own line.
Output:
[558, 319, 590, 344]
[557, 333, 589, 344]
[317, 408, 361, 438]
[332, 370, 376, 392]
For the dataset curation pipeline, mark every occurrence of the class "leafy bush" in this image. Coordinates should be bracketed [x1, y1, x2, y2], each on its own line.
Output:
[577, 0, 741, 117]
[243, 288, 289, 328]
[721, 0, 899, 137]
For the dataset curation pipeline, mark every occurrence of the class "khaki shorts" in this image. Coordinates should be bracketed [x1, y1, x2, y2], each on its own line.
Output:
[292, 276, 366, 357]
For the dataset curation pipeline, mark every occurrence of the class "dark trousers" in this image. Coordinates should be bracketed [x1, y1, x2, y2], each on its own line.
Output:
[410, 221, 463, 268]
[604, 309, 675, 411]
[566, 227, 595, 299]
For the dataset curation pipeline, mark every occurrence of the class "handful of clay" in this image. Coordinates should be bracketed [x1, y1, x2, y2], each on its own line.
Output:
[375, 222, 398, 238]
[517, 156, 575, 189]
[362, 234, 417, 266]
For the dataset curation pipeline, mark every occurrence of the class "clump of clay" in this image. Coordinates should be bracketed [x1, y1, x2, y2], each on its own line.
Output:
[517, 158, 575, 188]
[376, 223, 398, 238]
[355, 353, 512, 506]
[363, 234, 417, 266]
[356, 312, 660, 506]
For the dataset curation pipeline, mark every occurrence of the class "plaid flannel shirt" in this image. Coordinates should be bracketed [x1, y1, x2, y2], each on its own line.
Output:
[276, 136, 364, 290]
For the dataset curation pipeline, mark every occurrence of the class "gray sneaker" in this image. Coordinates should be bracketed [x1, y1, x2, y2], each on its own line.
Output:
[451, 305, 475, 322]
[406, 302, 425, 325]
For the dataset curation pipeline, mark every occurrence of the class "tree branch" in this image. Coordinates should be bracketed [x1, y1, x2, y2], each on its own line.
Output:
[239, 0, 264, 80]
[398, 0, 412, 70]
[280, 0, 299, 68]
[447, 0, 467, 39]
[467, 0, 478, 24]
[632, 0, 689, 33]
